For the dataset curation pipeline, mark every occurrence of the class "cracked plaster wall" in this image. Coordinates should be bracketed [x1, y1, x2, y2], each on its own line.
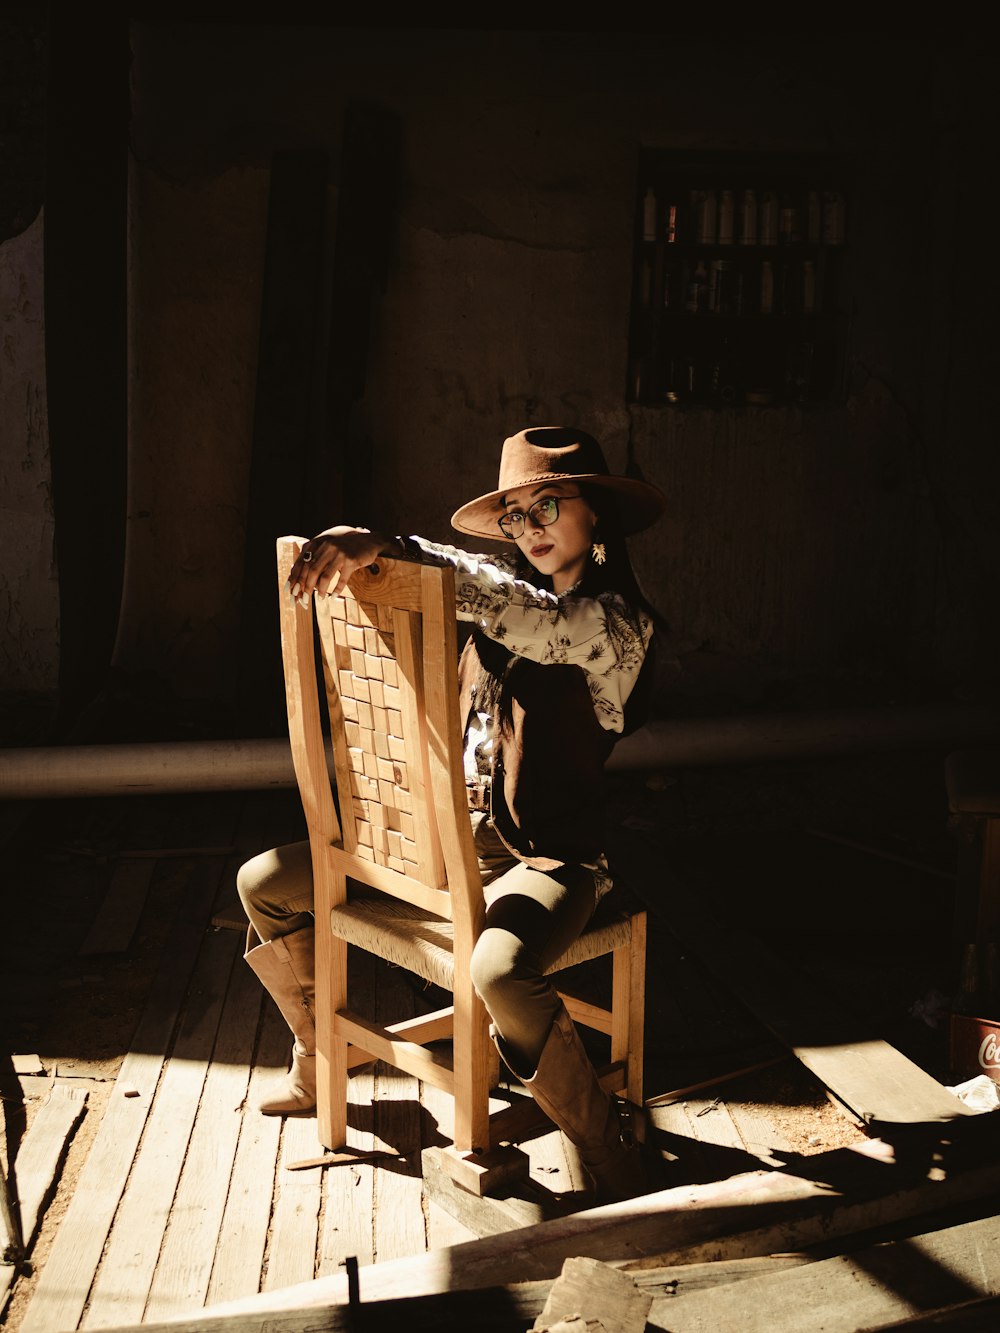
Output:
[114, 28, 996, 708]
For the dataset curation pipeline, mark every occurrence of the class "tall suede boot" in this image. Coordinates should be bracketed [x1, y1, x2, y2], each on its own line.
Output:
[512, 1007, 648, 1203]
[244, 925, 317, 1115]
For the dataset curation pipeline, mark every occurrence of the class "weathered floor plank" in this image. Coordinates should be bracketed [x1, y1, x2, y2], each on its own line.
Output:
[204, 1003, 287, 1307]
[83, 928, 240, 1330]
[318, 949, 378, 1276]
[142, 950, 263, 1322]
[264, 1115, 324, 1292]
[371, 962, 426, 1266]
[9, 1083, 88, 1250]
[19, 857, 229, 1333]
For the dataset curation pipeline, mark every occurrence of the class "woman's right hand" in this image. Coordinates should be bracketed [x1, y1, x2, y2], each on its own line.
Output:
[288, 526, 386, 606]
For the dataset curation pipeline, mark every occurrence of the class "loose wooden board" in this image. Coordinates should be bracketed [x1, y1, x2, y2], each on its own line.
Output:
[187, 1133, 1000, 1322]
[58, 1254, 813, 1333]
[644, 1212, 1000, 1331]
[5, 1084, 88, 1250]
[78, 857, 156, 955]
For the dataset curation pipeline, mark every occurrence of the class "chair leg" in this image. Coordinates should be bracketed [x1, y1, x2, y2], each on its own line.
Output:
[317, 932, 348, 1151]
[612, 910, 646, 1106]
[451, 992, 492, 1155]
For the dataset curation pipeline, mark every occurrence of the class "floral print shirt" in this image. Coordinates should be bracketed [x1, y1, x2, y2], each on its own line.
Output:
[400, 535, 653, 736]
[398, 535, 650, 897]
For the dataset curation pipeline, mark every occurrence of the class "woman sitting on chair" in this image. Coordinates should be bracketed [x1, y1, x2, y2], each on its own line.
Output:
[238, 426, 665, 1202]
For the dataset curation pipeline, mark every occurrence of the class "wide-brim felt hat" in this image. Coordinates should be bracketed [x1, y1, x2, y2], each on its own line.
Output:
[450, 426, 666, 542]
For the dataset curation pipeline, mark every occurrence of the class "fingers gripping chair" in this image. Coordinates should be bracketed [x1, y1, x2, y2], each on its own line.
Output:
[277, 537, 646, 1195]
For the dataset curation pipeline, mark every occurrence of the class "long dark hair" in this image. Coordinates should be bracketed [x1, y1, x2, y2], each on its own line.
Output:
[473, 485, 664, 736]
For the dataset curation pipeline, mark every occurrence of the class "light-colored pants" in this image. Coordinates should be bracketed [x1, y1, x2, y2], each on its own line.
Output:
[236, 814, 599, 1071]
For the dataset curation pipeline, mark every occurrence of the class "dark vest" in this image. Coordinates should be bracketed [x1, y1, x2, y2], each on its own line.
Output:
[457, 632, 615, 871]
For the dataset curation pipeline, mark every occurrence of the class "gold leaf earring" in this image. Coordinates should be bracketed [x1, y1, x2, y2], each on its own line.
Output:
[591, 542, 607, 565]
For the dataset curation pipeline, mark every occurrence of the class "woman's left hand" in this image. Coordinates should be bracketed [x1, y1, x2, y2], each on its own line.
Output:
[287, 526, 386, 606]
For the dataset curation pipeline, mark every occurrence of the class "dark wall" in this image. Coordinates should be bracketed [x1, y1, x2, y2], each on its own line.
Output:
[4, 26, 997, 734]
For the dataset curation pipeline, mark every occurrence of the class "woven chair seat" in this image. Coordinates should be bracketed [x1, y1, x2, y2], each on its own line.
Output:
[330, 886, 634, 993]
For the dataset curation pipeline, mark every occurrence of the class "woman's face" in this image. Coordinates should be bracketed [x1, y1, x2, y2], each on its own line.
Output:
[501, 480, 597, 593]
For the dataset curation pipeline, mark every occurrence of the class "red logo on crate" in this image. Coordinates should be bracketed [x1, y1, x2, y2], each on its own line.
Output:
[979, 1033, 1000, 1070]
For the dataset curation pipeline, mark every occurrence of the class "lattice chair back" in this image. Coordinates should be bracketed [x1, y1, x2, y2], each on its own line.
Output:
[276, 537, 494, 1167]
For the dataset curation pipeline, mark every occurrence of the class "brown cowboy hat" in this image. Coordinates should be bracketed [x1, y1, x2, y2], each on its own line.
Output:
[451, 426, 666, 542]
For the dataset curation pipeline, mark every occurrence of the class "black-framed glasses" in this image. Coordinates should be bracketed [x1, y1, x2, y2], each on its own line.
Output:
[497, 493, 583, 540]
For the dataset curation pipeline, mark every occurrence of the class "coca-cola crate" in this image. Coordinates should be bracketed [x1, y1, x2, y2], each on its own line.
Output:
[950, 1012, 1000, 1084]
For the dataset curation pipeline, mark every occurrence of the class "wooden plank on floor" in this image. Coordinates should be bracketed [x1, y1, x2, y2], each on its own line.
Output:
[79, 857, 157, 955]
[644, 1212, 1000, 1332]
[19, 857, 229, 1333]
[185, 1133, 1000, 1320]
[7, 1084, 88, 1250]
[204, 1002, 287, 1306]
[665, 1093, 766, 1185]
[264, 1115, 323, 1292]
[67, 1255, 817, 1333]
[143, 948, 264, 1321]
[82, 927, 241, 1329]
[318, 949, 377, 1275]
[371, 960, 426, 1265]
[865, 1292, 1000, 1330]
[608, 827, 970, 1130]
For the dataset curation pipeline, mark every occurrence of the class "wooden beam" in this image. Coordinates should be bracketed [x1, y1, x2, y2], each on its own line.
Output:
[643, 1212, 1000, 1332]
[160, 1130, 1000, 1323]
[75, 1214, 1000, 1333]
[66, 1255, 812, 1333]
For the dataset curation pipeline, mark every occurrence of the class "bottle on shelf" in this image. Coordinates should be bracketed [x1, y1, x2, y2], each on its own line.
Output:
[696, 189, 717, 245]
[642, 186, 657, 241]
[710, 259, 737, 315]
[802, 259, 816, 314]
[759, 190, 778, 246]
[821, 189, 846, 245]
[779, 194, 799, 244]
[664, 202, 679, 243]
[685, 259, 708, 313]
[718, 189, 734, 244]
[740, 188, 757, 245]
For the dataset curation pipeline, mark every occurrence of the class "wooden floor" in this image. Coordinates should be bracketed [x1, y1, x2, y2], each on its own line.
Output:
[0, 764, 973, 1331]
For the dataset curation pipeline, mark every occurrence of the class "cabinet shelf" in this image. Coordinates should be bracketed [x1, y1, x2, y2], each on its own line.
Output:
[629, 150, 850, 408]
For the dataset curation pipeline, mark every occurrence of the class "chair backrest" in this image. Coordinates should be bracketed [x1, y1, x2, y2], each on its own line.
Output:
[276, 537, 483, 936]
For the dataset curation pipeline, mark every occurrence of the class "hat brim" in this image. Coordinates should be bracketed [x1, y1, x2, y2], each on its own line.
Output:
[451, 473, 666, 543]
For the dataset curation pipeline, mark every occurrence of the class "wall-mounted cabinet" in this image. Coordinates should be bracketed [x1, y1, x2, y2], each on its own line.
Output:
[629, 151, 850, 408]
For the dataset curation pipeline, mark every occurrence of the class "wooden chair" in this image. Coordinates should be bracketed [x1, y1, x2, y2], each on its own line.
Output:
[276, 537, 647, 1194]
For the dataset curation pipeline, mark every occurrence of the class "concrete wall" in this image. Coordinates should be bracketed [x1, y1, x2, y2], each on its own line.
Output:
[4, 27, 996, 729]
